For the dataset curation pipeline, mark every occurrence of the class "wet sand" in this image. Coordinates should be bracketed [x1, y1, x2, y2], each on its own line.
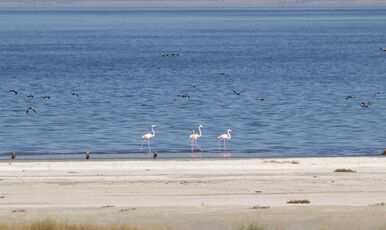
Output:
[0, 157, 385, 229]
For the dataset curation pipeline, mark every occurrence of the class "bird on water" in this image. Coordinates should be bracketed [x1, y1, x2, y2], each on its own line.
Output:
[85, 151, 90, 160]
[140, 125, 156, 153]
[190, 125, 204, 152]
[218, 129, 232, 151]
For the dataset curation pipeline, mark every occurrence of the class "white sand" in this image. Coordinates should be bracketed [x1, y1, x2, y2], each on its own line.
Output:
[0, 157, 385, 229]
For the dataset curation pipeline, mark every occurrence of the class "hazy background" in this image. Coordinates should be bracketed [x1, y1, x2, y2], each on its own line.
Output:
[0, 0, 385, 7]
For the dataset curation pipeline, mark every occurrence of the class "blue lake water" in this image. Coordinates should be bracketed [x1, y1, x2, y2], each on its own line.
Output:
[1, 7, 386, 158]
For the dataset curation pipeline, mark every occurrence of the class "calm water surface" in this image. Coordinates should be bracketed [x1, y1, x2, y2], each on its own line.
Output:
[1, 8, 386, 158]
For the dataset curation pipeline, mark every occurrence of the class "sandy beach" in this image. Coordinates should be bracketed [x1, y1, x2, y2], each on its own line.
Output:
[0, 157, 385, 230]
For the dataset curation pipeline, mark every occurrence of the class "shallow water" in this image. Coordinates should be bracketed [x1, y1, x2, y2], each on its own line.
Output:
[1, 7, 386, 158]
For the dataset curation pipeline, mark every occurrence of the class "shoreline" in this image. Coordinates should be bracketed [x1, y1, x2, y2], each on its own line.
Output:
[0, 153, 384, 162]
[1, 156, 385, 229]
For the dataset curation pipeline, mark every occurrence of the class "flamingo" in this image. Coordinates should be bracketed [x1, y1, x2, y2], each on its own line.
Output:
[218, 129, 232, 151]
[140, 125, 156, 153]
[189, 125, 203, 152]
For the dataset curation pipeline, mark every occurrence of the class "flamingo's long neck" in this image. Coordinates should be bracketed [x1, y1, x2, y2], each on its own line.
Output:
[151, 126, 155, 137]
[227, 130, 231, 139]
[198, 126, 202, 138]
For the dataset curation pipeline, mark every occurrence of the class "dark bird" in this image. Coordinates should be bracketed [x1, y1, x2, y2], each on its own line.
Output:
[9, 89, 17, 95]
[153, 152, 158, 159]
[232, 89, 242, 96]
[85, 151, 90, 160]
[217, 72, 225, 76]
[26, 107, 37, 113]
[26, 94, 33, 98]
[345, 95, 355, 100]
[380, 48, 386, 52]
[360, 102, 370, 108]
[257, 98, 265, 101]
[71, 92, 79, 97]
[41, 96, 50, 99]
[11, 152, 16, 160]
[177, 94, 190, 98]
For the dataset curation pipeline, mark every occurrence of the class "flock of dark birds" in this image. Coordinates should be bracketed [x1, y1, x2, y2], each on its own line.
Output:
[160, 53, 180, 57]
[345, 90, 386, 109]
[7, 88, 79, 114]
[8, 48, 386, 114]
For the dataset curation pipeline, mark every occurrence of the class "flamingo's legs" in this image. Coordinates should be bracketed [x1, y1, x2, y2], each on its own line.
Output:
[147, 139, 151, 153]
[190, 139, 195, 152]
[195, 140, 203, 152]
[140, 139, 146, 152]
[223, 140, 227, 151]
[218, 140, 221, 152]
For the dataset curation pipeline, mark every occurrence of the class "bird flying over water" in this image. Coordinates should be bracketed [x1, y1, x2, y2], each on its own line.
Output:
[232, 89, 241, 96]
[9, 89, 17, 95]
[26, 94, 33, 98]
[345, 95, 355, 100]
[231, 89, 247, 96]
[41, 96, 50, 99]
[26, 107, 37, 113]
[360, 102, 371, 108]
[71, 92, 79, 97]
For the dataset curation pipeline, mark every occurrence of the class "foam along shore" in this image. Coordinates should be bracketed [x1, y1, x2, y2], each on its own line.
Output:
[0, 157, 385, 230]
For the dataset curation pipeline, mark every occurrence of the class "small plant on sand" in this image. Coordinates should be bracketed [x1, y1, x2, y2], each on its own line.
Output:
[287, 199, 311, 204]
[334, 168, 356, 173]
[249, 205, 270, 209]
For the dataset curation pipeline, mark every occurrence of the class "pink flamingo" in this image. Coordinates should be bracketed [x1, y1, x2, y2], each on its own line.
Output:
[189, 125, 203, 152]
[218, 129, 232, 151]
[140, 125, 156, 153]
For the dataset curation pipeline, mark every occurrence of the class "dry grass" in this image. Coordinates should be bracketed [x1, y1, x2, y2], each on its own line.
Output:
[237, 224, 267, 230]
[0, 219, 162, 230]
[0, 220, 269, 230]
[287, 199, 311, 204]
[334, 168, 356, 173]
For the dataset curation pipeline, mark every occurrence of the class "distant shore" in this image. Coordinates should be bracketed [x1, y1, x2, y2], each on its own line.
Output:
[0, 157, 385, 230]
